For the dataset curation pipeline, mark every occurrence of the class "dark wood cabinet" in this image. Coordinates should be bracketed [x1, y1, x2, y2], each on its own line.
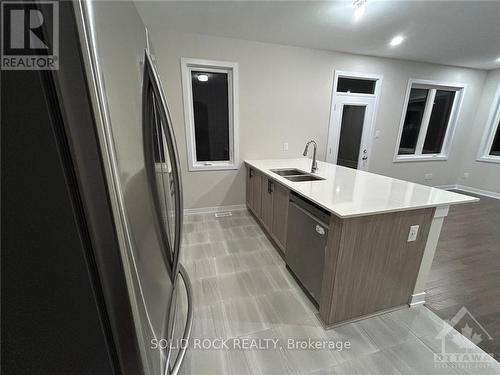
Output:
[246, 166, 262, 217]
[246, 167, 252, 206]
[261, 178, 274, 231]
[271, 182, 289, 250]
[246, 167, 289, 252]
[319, 208, 434, 326]
[245, 164, 434, 327]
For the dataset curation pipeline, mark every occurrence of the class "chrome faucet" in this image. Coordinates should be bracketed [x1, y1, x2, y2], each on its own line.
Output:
[302, 140, 318, 173]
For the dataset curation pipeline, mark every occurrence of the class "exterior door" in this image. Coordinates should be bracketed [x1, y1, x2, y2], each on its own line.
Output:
[326, 95, 375, 170]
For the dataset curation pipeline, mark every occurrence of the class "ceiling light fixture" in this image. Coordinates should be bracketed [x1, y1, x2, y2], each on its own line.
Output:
[353, 0, 366, 21]
[496, 57, 500, 63]
[197, 74, 208, 82]
[390, 35, 405, 47]
[354, 6, 365, 21]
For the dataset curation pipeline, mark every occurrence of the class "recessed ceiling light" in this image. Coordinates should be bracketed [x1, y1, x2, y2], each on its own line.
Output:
[354, 6, 365, 21]
[389, 35, 405, 47]
[197, 74, 208, 82]
[353, 0, 366, 21]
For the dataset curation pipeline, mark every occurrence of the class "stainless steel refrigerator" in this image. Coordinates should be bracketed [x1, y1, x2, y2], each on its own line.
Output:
[2, 1, 191, 374]
[74, 1, 193, 375]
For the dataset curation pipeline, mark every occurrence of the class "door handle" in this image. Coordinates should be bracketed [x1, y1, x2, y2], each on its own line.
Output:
[167, 264, 193, 375]
[268, 180, 273, 194]
[142, 50, 183, 282]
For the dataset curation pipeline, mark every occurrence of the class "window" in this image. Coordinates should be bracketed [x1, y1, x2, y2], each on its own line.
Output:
[336, 77, 376, 95]
[181, 58, 239, 171]
[398, 88, 428, 155]
[394, 79, 465, 161]
[492, 125, 500, 156]
[478, 84, 500, 163]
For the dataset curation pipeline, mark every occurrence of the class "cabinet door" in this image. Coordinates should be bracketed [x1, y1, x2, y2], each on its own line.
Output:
[324, 208, 434, 325]
[252, 170, 262, 217]
[271, 182, 289, 250]
[261, 178, 274, 230]
[246, 166, 253, 208]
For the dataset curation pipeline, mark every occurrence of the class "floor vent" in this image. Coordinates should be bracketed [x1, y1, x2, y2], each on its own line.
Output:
[214, 211, 232, 218]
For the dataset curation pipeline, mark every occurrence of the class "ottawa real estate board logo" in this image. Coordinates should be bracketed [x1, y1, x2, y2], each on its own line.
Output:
[1, 1, 59, 70]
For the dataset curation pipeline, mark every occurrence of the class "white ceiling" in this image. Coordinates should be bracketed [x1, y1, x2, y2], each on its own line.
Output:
[136, 1, 500, 71]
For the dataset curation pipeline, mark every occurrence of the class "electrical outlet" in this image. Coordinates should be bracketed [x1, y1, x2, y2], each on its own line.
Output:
[463, 172, 470, 179]
[375, 130, 381, 139]
[424, 173, 433, 180]
[283, 142, 289, 151]
[408, 225, 419, 242]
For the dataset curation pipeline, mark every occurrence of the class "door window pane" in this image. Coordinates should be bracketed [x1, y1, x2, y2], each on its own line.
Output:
[191, 71, 230, 162]
[337, 77, 376, 94]
[398, 88, 428, 155]
[337, 105, 366, 169]
[490, 121, 500, 156]
[422, 90, 455, 154]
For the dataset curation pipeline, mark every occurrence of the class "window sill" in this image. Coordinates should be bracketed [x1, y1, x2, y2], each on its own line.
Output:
[188, 162, 239, 172]
[393, 155, 448, 163]
[477, 156, 500, 164]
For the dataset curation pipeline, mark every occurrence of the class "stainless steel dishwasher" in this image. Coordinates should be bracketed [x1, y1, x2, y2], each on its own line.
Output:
[286, 192, 330, 305]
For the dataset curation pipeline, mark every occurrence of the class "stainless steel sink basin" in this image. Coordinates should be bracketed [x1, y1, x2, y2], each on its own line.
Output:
[270, 168, 308, 176]
[270, 168, 324, 182]
[284, 174, 325, 182]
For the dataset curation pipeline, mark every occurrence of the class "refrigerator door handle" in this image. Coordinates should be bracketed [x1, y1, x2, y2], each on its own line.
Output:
[142, 50, 184, 281]
[167, 264, 193, 375]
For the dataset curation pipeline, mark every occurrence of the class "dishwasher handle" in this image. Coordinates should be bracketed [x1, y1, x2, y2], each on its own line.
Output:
[289, 201, 329, 229]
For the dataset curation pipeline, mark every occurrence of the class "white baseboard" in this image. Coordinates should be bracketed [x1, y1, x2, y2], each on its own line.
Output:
[184, 204, 247, 216]
[435, 184, 500, 200]
[409, 292, 426, 306]
[455, 184, 500, 199]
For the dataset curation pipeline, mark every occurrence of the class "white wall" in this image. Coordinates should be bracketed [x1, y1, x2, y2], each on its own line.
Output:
[453, 68, 500, 194]
[148, 29, 489, 209]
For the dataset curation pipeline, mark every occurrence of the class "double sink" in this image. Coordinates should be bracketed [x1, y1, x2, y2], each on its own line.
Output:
[270, 168, 325, 182]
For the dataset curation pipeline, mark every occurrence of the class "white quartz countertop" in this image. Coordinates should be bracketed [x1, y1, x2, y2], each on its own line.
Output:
[244, 158, 478, 218]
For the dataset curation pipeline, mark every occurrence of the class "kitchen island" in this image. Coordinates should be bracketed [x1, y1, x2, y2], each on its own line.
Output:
[244, 158, 478, 327]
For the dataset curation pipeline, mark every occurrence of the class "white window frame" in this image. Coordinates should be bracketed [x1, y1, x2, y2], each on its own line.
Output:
[477, 83, 500, 164]
[393, 79, 466, 162]
[333, 70, 383, 99]
[181, 58, 239, 171]
[326, 70, 383, 171]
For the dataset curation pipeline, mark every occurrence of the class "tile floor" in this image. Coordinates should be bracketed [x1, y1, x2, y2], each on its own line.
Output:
[177, 209, 500, 375]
